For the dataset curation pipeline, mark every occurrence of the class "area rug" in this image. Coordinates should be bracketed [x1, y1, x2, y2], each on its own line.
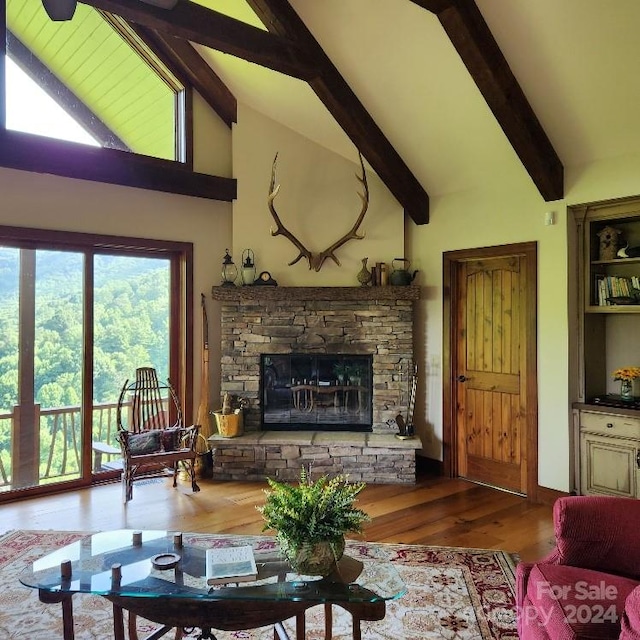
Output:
[0, 530, 518, 639]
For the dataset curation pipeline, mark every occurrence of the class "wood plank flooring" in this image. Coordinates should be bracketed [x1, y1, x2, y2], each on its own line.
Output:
[0, 472, 557, 562]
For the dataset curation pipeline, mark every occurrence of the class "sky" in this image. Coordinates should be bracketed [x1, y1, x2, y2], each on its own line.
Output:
[5, 56, 100, 147]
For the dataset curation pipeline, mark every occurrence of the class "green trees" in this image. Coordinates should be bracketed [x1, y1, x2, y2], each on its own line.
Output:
[0, 249, 170, 484]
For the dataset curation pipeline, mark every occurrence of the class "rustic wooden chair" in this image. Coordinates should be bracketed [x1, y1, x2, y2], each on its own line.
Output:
[116, 367, 200, 503]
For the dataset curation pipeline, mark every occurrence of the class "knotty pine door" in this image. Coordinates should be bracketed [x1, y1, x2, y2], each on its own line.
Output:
[447, 243, 538, 497]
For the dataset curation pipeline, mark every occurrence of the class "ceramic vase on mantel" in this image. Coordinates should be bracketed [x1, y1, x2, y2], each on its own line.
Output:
[620, 379, 635, 401]
[356, 257, 372, 286]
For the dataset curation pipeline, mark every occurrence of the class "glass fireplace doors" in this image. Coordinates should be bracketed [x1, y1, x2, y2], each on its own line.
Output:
[260, 354, 373, 432]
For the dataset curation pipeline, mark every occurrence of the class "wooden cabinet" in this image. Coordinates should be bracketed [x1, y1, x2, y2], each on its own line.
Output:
[576, 407, 640, 497]
[570, 196, 640, 497]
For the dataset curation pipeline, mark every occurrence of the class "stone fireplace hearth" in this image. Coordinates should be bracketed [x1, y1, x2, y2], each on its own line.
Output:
[210, 286, 421, 483]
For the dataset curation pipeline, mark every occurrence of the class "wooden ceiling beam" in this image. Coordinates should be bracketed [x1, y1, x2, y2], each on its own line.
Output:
[77, 0, 318, 81]
[246, 0, 429, 224]
[132, 26, 237, 128]
[412, 0, 564, 201]
[0, 129, 237, 201]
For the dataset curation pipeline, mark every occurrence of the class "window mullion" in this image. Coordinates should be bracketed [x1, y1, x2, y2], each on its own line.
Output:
[15, 248, 38, 488]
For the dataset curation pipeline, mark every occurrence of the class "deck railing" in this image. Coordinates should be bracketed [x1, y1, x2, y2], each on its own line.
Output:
[0, 401, 123, 490]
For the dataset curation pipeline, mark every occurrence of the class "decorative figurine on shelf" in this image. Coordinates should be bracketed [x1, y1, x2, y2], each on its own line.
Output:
[221, 249, 237, 286]
[597, 226, 623, 261]
[617, 244, 640, 258]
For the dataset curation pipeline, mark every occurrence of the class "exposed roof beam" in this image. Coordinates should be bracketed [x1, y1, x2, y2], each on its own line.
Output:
[247, 0, 429, 224]
[0, 129, 237, 201]
[78, 0, 318, 81]
[412, 0, 564, 201]
[132, 26, 237, 128]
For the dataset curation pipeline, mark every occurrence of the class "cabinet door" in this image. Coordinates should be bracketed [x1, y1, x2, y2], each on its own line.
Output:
[580, 432, 637, 497]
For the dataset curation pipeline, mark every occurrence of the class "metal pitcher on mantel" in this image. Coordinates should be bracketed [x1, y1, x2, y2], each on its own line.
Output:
[389, 258, 418, 286]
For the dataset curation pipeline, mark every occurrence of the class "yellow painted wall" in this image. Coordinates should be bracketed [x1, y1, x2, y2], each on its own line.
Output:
[231, 104, 404, 286]
[408, 152, 640, 493]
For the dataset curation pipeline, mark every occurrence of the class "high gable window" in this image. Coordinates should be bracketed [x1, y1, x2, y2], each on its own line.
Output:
[5, 0, 185, 161]
[6, 55, 100, 145]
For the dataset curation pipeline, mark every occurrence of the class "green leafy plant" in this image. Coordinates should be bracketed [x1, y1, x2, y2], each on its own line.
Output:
[258, 467, 370, 553]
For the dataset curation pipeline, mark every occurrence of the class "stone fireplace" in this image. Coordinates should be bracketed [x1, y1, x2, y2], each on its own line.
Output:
[209, 286, 421, 483]
[212, 286, 419, 433]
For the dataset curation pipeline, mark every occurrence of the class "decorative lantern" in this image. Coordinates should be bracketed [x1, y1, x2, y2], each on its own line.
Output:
[241, 249, 256, 286]
[221, 249, 237, 286]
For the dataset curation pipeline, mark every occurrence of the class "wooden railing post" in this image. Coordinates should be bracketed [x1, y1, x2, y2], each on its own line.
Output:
[12, 403, 40, 488]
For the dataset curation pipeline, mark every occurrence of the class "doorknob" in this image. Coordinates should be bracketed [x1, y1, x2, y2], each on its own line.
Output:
[457, 375, 467, 382]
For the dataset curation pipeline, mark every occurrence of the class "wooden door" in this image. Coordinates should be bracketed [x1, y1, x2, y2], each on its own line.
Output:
[448, 246, 537, 496]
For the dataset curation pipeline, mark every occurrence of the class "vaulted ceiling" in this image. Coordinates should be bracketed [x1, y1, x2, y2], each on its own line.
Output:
[77, 0, 640, 223]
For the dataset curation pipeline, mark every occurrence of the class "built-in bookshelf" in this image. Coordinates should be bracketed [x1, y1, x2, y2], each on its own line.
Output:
[587, 215, 640, 311]
[572, 197, 640, 401]
[570, 196, 640, 498]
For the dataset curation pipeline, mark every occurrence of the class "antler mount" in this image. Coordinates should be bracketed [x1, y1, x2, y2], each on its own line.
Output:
[268, 153, 370, 272]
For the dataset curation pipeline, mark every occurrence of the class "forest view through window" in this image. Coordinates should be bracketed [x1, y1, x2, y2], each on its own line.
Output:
[0, 243, 175, 495]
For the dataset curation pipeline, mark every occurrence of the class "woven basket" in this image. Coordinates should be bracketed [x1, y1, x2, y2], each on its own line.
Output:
[213, 410, 243, 438]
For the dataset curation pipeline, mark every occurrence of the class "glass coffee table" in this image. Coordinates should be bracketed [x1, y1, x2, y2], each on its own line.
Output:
[20, 529, 406, 640]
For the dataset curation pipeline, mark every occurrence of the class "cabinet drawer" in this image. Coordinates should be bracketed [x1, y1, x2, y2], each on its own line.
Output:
[580, 411, 640, 438]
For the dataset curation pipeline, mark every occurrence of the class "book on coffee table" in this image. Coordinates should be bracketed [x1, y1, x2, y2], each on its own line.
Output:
[205, 545, 258, 585]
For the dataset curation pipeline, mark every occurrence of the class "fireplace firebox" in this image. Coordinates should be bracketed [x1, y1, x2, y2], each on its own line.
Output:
[261, 354, 373, 432]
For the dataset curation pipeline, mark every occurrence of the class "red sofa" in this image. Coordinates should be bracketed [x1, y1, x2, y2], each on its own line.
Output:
[516, 496, 640, 639]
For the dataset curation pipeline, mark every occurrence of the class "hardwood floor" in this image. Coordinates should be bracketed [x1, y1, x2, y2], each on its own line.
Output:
[0, 471, 557, 562]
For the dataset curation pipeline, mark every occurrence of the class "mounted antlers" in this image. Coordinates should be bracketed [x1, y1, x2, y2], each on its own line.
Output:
[268, 152, 369, 271]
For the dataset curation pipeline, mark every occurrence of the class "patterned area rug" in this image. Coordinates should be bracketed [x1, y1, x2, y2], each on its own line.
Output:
[0, 530, 518, 639]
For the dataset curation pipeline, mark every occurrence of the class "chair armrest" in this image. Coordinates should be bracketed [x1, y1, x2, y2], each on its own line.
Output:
[551, 496, 640, 578]
[180, 424, 200, 451]
[621, 585, 640, 640]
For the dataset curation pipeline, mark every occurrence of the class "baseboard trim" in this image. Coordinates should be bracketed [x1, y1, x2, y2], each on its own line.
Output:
[536, 485, 570, 505]
[416, 455, 443, 476]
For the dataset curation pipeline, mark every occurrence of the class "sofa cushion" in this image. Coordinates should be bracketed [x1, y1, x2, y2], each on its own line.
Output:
[128, 430, 162, 455]
[526, 563, 639, 639]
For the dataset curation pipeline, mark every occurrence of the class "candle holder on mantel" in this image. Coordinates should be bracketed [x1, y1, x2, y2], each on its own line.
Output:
[241, 249, 256, 286]
[221, 249, 237, 286]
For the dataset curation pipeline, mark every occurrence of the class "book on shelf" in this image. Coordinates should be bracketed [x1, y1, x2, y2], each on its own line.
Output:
[593, 274, 640, 305]
[205, 545, 258, 585]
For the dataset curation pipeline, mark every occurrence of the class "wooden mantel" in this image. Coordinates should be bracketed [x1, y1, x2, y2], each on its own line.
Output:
[211, 285, 420, 301]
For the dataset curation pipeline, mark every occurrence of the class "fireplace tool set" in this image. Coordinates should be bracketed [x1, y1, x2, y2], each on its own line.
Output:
[391, 364, 417, 439]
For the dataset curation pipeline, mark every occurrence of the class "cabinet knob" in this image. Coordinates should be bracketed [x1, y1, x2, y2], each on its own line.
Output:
[457, 375, 467, 383]
[606, 423, 614, 429]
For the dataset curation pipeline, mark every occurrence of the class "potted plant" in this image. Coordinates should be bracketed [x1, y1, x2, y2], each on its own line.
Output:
[258, 467, 370, 576]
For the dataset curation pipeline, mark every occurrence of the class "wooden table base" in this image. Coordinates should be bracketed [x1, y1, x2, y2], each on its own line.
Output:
[40, 589, 387, 640]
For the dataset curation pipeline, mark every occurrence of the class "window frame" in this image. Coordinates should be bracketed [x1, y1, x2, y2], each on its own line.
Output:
[0, 2, 233, 201]
[0, 223, 194, 501]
